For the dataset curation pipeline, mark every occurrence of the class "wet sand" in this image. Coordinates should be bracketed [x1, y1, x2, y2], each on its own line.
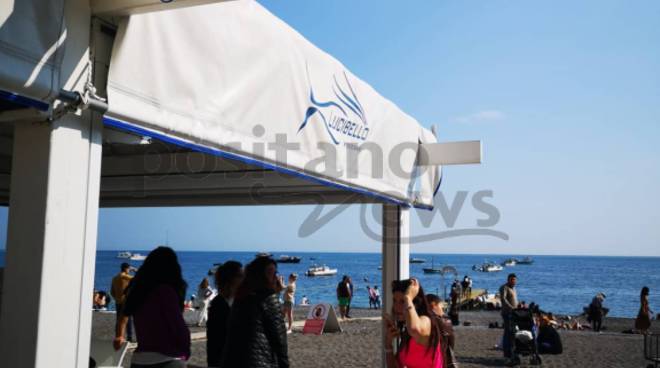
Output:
[92, 308, 658, 367]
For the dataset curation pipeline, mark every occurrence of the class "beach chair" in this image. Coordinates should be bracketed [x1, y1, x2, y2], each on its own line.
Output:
[644, 333, 660, 368]
[90, 338, 128, 368]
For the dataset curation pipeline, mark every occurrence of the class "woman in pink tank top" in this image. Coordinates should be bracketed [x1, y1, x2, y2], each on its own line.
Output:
[385, 278, 444, 368]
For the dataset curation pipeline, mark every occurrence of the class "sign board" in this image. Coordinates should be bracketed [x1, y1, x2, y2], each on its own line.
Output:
[302, 303, 342, 335]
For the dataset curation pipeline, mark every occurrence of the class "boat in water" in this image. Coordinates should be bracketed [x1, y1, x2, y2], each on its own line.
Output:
[305, 265, 337, 277]
[116, 251, 132, 259]
[501, 258, 517, 267]
[472, 262, 503, 272]
[422, 258, 442, 274]
[255, 252, 273, 258]
[410, 258, 426, 264]
[129, 253, 147, 261]
[277, 255, 302, 263]
[517, 256, 534, 265]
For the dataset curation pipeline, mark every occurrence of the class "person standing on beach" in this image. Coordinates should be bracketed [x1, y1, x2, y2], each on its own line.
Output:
[194, 278, 213, 327]
[587, 293, 605, 332]
[346, 276, 355, 318]
[111, 262, 134, 342]
[384, 278, 445, 367]
[336, 275, 351, 319]
[635, 286, 653, 334]
[367, 286, 375, 309]
[426, 293, 456, 351]
[373, 286, 381, 309]
[282, 273, 297, 333]
[222, 256, 289, 368]
[113, 247, 190, 368]
[499, 273, 518, 364]
[207, 261, 243, 368]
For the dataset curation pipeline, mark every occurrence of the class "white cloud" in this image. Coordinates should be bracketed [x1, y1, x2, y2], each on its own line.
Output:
[453, 110, 506, 123]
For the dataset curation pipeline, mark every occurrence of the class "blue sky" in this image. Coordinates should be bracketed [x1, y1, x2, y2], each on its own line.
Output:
[1, 0, 659, 256]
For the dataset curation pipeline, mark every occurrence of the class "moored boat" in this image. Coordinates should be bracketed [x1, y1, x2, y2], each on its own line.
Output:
[117, 251, 132, 259]
[501, 258, 517, 267]
[473, 261, 503, 272]
[305, 265, 337, 277]
[517, 256, 534, 265]
[277, 255, 302, 263]
[129, 253, 146, 261]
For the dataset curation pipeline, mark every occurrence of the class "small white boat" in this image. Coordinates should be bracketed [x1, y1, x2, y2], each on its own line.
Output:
[501, 258, 517, 267]
[305, 265, 337, 277]
[117, 251, 132, 259]
[129, 253, 147, 261]
[473, 262, 503, 272]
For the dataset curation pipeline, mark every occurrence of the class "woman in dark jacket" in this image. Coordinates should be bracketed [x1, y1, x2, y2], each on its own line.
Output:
[221, 256, 289, 368]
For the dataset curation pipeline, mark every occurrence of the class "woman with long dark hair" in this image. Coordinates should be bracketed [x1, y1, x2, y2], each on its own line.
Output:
[384, 278, 444, 368]
[113, 246, 190, 368]
[635, 286, 653, 334]
[221, 256, 289, 367]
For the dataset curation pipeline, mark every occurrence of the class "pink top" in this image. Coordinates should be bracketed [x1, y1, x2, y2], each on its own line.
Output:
[398, 337, 443, 368]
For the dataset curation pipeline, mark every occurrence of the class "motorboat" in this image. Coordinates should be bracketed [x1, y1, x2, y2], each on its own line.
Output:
[501, 258, 517, 267]
[305, 265, 337, 277]
[129, 253, 147, 261]
[473, 262, 503, 272]
[409, 258, 426, 264]
[117, 251, 132, 259]
[517, 256, 534, 265]
[255, 252, 272, 258]
[277, 255, 302, 263]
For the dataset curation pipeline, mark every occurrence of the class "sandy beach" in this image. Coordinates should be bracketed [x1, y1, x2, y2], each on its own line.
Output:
[92, 307, 658, 367]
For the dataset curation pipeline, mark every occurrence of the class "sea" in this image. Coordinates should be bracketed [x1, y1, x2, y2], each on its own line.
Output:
[2, 251, 659, 318]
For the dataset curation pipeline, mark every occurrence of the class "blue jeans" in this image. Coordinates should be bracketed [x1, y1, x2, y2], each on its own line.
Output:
[502, 312, 515, 359]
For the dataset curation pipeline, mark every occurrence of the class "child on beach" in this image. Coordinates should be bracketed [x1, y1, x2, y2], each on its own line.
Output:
[282, 273, 297, 333]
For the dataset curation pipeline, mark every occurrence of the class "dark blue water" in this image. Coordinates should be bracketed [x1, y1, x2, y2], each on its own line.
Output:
[2, 251, 659, 317]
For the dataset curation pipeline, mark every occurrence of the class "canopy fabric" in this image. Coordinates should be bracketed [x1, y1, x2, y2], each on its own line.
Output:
[106, 0, 440, 208]
[0, 0, 65, 104]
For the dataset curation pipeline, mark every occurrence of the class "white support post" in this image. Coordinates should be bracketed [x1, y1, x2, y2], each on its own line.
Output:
[381, 204, 410, 366]
[0, 113, 103, 367]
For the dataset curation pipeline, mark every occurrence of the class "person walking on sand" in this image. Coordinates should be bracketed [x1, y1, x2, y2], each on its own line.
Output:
[336, 275, 351, 319]
[499, 273, 518, 365]
[384, 278, 445, 367]
[111, 262, 134, 342]
[194, 278, 213, 327]
[635, 286, 653, 334]
[221, 256, 289, 368]
[282, 273, 297, 333]
[207, 261, 243, 368]
[113, 247, 190, 368]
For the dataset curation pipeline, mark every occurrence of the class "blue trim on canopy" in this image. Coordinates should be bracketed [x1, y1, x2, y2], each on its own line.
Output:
[0, 89, 49, 111]
[102, 116, 434, 209]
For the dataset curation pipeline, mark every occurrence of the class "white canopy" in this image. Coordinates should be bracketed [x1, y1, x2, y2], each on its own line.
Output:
[105, 0, 440, 208]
